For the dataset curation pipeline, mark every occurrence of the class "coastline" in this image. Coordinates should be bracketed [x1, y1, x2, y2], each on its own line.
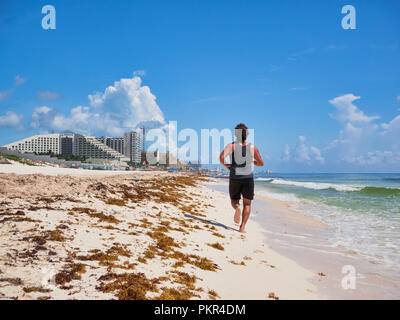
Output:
[253, 194, 400, 299]
[0, 163, 321, 300]
[209, 179, 400, 299]
[249, 183, 399, 299]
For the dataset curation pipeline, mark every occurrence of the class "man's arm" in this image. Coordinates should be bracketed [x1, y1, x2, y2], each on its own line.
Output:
[219, 143, 233, 170]
[253, 146, 264, 167]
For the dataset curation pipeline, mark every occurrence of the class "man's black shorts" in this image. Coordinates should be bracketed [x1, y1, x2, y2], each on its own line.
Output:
[229, 178, 254, 200]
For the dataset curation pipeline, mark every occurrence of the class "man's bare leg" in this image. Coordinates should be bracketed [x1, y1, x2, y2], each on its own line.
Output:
[239, 198, 252, 233]
[231, 199, 241, 224]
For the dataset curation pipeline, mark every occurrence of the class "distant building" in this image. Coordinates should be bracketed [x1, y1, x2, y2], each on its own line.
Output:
[3, 134, 61, 154]
[97, 136, 124, 155]
[74, 134, 129, 162]
[4, 133, 133, 165]
[60, 134, 74, 156]
[145, 151, 184, 169]
[124, 131, 141, 165]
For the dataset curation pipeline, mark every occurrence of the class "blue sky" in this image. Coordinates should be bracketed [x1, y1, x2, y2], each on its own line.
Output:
[1, 0, 399, 172]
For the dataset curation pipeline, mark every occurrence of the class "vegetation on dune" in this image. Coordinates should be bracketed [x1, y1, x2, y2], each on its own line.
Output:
[0, 155, 11, 164]
[0, 152, 36, 166]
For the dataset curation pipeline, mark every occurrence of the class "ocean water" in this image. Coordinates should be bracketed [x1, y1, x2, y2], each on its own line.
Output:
[255, 173, 400, 273]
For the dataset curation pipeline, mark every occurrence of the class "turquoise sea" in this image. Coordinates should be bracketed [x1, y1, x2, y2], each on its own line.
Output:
[255, 173, 400, 272]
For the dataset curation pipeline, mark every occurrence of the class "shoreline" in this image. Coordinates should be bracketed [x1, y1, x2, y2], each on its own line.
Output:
[251, 185, 400, 299]
[209, 179, 400, 299]
[0, 163, 321, 300]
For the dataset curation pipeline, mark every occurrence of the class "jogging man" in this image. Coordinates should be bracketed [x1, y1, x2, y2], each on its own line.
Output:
[219, 123, 264, 233]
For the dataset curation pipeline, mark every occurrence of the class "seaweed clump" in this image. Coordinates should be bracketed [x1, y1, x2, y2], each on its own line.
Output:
[208, 289, 220, 300]
[23, 286, 52, 293]
[207, 242, 224, 251]
[155, 287, 198, 300]
[106, 198, 126, 207]
[96, 272, 159, 300]
[55, 263, 87, 286]
[77, 245, 132, 269]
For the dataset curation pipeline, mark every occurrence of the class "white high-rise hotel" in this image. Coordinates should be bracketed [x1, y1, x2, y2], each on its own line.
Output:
[124, 131, 141, 164]
[3, 132, 142, 164]
[4, 134, 62, 154]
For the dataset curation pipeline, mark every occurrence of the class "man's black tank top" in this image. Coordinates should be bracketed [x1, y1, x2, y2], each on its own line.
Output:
[229, 142, 254, 180]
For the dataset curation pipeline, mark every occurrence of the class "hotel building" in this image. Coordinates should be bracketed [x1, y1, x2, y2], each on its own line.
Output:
[73, 134, 129, 162]
[96, 136, 125, 155]
[3, 134, 61, 154]
[123, 131, 141, 165]
[3, 133, 130, 164]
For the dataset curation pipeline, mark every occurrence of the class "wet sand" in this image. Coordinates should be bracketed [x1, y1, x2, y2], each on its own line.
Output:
[210, 180, 400, 299]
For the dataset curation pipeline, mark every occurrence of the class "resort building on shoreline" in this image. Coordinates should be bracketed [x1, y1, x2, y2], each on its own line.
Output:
[2, 132, 186, 168]
[73, 134, 129, 163]
[3, 134, 61, 154]
[124, 131, 141, 165]
[96, 136, 125, 155]
[3, 133, 130, 164]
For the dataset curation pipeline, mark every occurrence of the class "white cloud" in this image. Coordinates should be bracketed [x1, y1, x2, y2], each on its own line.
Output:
[325, 122, 364, 150]
[88, 75, 165, 129]
[310, 146, 324, 163]
[0, 111, 24, 130]
[30, 74, 166, 136]
[282, 144, 290, 161]
[343, 150, 400, 166]
[279, 94, 400, 170]
[329, 94, 380, 123]
[294, 136, 311, 162]
[38, 90, 61, 100]
[283, 136, 324, 164]
[324, 94, 400, 168]
[288, 48, 315, 61]
[31, 105, 123, 136]
[0, 75, 27, 101]
[133, 70, 146, 76]
[14, 75, 27, 86]
[0, 89, 13, 101]
[381, 115, 400, 139]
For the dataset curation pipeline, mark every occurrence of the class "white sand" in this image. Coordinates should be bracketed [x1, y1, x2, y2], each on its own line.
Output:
[0, 163, 322, 300]
[0, 162, 149, 177]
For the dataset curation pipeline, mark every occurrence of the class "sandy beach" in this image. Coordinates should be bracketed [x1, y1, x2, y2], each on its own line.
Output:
[0, 162, 326, 300]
